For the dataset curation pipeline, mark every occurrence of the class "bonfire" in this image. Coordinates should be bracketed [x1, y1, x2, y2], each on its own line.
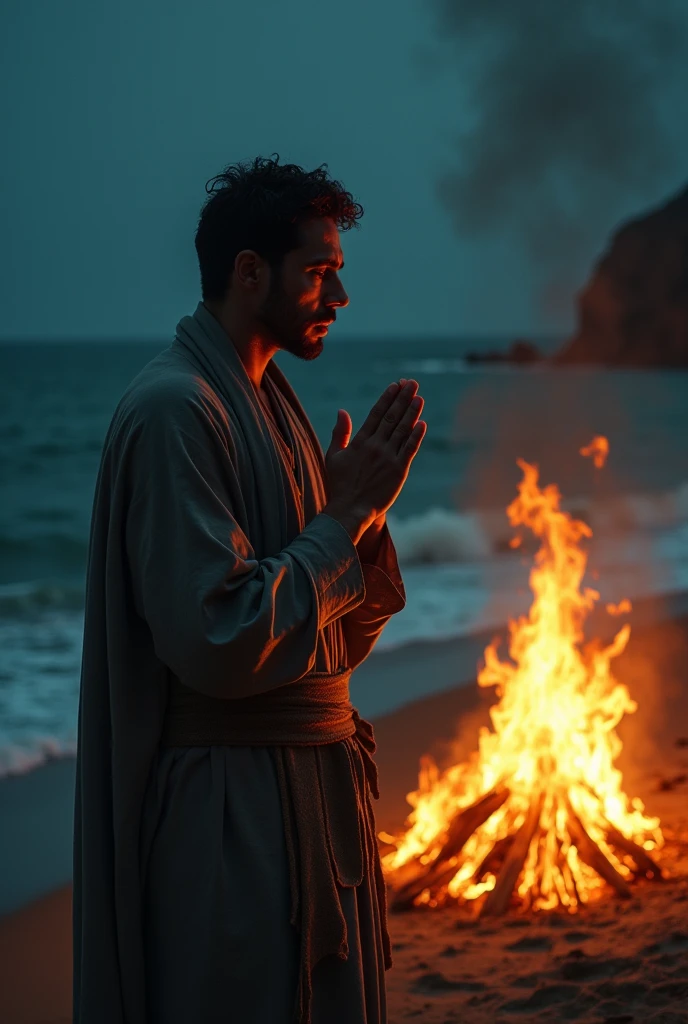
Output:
[382, 438, 664, 915]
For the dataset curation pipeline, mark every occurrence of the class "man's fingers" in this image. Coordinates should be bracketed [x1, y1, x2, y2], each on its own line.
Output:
[352, 382, 402, 446]
[353, 379, 417, 445]
[391, 393, 423, 452]
[402, 419, 426, 463]
[376, 380, 419, 441]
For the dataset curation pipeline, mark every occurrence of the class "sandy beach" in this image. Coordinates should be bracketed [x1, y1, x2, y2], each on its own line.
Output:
[1, 594, 687, 1023]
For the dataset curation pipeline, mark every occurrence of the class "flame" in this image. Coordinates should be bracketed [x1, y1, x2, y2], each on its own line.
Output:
[607, 599, 632, 617]
[383, 441, 662, 912]
[580, 435, 609, 469]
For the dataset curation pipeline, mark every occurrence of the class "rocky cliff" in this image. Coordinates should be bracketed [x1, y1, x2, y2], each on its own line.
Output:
[557, 186, 688, 367]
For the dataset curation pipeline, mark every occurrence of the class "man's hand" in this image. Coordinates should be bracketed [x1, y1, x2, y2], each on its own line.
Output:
[323, 379, 426, 544]
[354, 374, 407, 560]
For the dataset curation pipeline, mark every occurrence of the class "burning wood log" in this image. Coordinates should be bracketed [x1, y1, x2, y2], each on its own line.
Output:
[425, 787, 510, 870]
[391, 787, 509, 911]
[605, 823, 663, 880]
[560, 855, 581, 906]
[565, 802, 632, 899]
[481, 793, 544, 917]
[474, 834, 513, 882]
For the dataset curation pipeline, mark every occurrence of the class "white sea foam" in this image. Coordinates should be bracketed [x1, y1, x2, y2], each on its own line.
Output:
[387, 508, 493, 563]
[387, 482, 688, 567]
[397, 358, 471, 375]
[0, 737, 76, 778]
[376, 530, 688, 654]
[0, 579, 85, 615]
[586, 482, 688, 533]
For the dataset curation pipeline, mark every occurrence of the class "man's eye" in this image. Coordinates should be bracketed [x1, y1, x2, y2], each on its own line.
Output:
[311, 270, 326, 278]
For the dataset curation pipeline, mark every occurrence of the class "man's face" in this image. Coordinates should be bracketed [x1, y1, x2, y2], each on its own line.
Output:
[256, 217, 349, 361]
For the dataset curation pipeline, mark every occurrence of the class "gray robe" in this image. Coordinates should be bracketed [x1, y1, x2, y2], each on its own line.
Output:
[73, 302, 406, 1023]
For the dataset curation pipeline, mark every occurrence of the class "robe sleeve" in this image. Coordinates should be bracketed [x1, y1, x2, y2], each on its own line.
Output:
[342, 522, 406, 671]
[124, 389, 366, 699]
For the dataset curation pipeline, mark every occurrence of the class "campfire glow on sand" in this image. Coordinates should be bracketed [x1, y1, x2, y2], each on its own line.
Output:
[382, 438, 664, 915]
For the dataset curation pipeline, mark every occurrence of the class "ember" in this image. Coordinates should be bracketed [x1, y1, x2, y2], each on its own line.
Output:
[579, 435, 609, 469]
[383, 440, 664, 915]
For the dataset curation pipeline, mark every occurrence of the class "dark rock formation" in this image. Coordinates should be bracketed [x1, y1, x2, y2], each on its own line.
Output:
[557, 185, 688, 368]
[465, 339, 543, 365]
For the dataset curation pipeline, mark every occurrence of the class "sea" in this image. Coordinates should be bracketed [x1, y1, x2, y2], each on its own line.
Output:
[1, 335, 688, 776]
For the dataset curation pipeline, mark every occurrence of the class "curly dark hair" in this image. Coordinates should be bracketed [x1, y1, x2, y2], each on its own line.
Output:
[194, 154, 364, 302]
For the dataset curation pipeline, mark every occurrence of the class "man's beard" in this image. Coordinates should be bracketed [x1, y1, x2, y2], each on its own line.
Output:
[257, 278, 324, 362]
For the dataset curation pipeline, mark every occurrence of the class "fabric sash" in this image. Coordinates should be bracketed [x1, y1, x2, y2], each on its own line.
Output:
[160, 669, 357, 747]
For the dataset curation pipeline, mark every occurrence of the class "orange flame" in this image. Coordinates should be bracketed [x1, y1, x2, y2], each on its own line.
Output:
[580, 435, 609, 469]
[383, 448, 662, 911]
[607, 599, 632, 617]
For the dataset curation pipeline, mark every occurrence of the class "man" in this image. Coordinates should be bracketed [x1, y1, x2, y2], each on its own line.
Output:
[73, 155, 426, 1024]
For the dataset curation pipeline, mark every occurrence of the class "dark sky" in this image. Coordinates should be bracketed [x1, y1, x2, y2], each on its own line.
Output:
[2, 0, 687, 341]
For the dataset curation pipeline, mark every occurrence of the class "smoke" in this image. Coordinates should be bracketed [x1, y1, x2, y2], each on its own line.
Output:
[432, 1, 688, 321]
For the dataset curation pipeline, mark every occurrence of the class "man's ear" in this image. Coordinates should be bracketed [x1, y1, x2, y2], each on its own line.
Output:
[234, 250, 264, 291]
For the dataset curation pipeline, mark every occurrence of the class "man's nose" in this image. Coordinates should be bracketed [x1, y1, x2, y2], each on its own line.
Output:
[327, 280, 349, 309]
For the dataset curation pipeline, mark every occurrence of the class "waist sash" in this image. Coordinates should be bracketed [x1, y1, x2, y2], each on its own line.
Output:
[160, 668, 357, 747]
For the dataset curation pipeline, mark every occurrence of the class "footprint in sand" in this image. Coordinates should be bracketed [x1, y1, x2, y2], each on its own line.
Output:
[558, 950, 635, 981]
[652, 978, 688, 1003]
[642, 929, 688, 956]
[510, 971, 543, 989]
[504, 935, 554, 952]
[499, 982, 580, 1013]
[411, 971, 487, 996]
[593, 980, 649, 1003]
[645, 1012, 688, 1024]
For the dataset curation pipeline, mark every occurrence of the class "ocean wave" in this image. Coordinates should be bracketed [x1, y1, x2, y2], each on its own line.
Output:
[585, 482, 688, 533]
[0, 579, 85, 615]
[0, 531, 88, 565]
[389, 482, 688, 566]
[397, 358, 472, 375]
[388, 508, 494, 563]
[0, 737, 76, 779]
[0, 531, 88, 589]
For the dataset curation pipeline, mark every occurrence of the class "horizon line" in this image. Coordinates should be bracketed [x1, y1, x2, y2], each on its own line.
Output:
[0, 330, 568, 346]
